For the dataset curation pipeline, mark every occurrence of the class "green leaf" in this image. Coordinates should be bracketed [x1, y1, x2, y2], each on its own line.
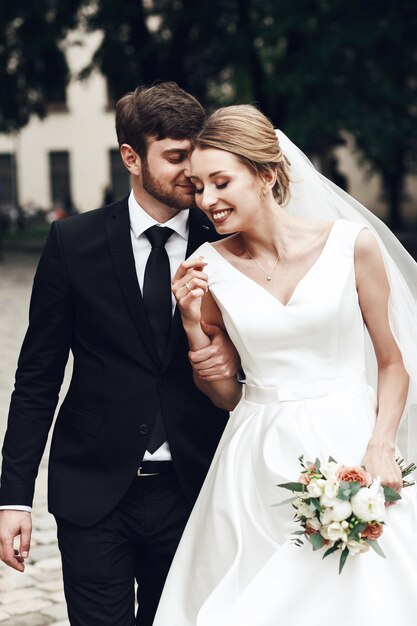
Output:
[383, 485, 402, 502]
[367, 540, 386, 558]
[337, 482, 352, 500]
[337, 481, 361, 500]
[328, 456, 337, 463]
[272, 497, 296, 507]
[309, 533, 325, 551]
[314, 458, 321, 471]
[277, 482, 307, 493]
[338, 547, 349, 574]
[348, 522, 367, 541]
[401, 462, 416, 478]
[347, 482, 362, 496]
[322, 541, 341, 559]
[292, 530, 306, 536]
[310, 497, 322, 512]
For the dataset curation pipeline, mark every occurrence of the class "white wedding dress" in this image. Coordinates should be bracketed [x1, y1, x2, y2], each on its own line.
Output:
[153, 219, 417, 626]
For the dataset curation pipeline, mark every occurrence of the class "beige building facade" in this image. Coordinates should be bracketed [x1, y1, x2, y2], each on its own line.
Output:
[0, 32, 128, 217]
[0, 31, 415, 224]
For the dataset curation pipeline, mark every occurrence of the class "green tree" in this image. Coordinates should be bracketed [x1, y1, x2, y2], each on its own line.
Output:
[340, 1, 417, 229]
[0, 0, 82, 133]
[2, 0, 416, 226]
[249, 0, 417, 228]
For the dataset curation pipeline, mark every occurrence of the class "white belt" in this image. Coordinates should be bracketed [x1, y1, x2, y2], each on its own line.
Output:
[244, 371, 367, 404]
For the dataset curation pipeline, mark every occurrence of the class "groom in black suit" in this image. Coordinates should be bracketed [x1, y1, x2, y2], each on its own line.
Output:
[0, 83, 237, 625]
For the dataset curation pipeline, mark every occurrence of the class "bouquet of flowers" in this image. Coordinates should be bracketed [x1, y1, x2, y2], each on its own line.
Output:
[278, 455, 415, 573]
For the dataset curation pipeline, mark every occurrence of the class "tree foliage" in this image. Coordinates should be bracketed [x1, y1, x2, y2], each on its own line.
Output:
[0, 0, 82, 133]
[1, 0, 416, 225]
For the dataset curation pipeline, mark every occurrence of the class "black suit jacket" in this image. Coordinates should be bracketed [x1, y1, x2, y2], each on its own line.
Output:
[0, 198, 229, 526]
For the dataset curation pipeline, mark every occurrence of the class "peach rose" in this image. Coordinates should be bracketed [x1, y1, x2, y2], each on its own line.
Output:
[361, 522, 384, 540]
[298, 473, 310, 485]
[337, 466, 372, 487]
[298, 464, 317, 485]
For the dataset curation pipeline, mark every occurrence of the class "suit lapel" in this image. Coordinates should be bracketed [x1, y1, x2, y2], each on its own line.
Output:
[163, 209, 220, 370]
[106, 199, 159, 370]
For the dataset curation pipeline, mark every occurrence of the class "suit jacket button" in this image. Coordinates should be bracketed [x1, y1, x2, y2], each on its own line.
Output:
[139, 424, 149, 435]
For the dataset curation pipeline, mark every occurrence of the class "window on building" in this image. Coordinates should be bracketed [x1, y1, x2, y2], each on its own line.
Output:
[47, 85, 68, 112]
[49, 151, 72, 210]
[109, 149, 130, 201]
[45, 49, 68, 112]
[0, 153, 19, 207]
[105, 79, 117, 111]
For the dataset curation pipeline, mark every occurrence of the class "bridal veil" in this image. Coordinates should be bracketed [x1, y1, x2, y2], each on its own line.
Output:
[277, 129, 417, 462]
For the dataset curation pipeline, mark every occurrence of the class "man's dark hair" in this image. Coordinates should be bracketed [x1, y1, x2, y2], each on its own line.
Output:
[115, 82, 206, 159]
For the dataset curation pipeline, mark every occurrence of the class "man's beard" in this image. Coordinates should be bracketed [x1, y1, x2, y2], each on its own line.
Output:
[141, 161, 196, 211]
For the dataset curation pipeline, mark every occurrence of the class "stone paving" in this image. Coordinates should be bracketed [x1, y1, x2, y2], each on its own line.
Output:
[1, 233, 416, 624]
[0, 250, 70, 625]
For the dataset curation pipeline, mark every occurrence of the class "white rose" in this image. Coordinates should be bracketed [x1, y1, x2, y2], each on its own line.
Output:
[351, 486, 386, 523]
[320, 462, 341, 480]
[296, 499, 316, 519]
[326, 522, 348, 543]
[324, 478, 340, 499]
[307, 478, 326, 497]
[306, 517, 322, 531]
[320, 525, 330, 540]
[344, 539, 370, 556]
[320, 495, 352, 523]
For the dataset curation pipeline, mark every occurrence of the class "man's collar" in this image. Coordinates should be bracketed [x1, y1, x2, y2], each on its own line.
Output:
[128, 190, 189, 240]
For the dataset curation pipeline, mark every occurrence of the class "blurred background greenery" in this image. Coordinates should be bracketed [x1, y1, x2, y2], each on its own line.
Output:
[0, 0, 416, 246]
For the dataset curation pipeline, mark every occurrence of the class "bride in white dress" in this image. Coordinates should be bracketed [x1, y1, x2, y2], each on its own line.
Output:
[153, 105, 417, 626]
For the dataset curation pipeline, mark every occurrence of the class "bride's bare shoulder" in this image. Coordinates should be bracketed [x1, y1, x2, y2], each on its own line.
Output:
[211, 234, 243, 257]
[288, 217, 336, 253]
[295, 217, 335, 237]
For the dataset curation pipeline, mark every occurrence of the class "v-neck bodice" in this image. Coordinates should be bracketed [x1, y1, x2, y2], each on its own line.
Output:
[206, 219, 340, 308]
[194, 219, 367, 388]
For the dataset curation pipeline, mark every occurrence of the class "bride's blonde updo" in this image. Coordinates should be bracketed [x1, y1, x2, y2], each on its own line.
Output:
[194, 105, 290, 205]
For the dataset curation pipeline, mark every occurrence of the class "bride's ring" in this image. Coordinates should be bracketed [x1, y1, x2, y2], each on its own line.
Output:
[185, 282, 192, 293]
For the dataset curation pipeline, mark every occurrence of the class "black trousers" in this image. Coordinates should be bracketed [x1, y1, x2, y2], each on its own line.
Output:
[56, 468, 191, 626]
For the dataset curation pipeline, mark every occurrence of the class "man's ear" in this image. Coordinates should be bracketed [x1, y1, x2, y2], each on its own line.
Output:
[120, 144, 141, 176]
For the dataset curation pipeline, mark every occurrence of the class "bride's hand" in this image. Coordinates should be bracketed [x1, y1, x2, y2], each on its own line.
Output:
[362, 444, 403, 496]
[172, 257, 208, 325]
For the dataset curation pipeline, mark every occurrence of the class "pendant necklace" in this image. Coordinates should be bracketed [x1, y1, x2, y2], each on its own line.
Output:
[245, 219, 292, 281]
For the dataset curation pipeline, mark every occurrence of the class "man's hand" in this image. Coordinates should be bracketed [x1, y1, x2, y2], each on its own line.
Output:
[189, 322, 241, 381]
[0, 510, 32, 572]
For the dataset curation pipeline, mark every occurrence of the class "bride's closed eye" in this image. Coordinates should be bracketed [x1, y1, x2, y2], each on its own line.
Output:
[194, 182, 229, 195]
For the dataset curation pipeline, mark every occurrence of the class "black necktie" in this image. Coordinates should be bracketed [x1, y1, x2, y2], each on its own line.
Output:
[143, 225, 174, 453]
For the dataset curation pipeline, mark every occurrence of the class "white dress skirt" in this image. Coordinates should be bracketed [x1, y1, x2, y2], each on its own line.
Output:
[153, 220, 417, 626]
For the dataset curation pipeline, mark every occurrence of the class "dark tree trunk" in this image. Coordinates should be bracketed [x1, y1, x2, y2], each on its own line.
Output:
[382, 170, 404, 231]
[237, 0, 268, 111]
[130, 0, 158, 83]
[165, 0, 195, 89]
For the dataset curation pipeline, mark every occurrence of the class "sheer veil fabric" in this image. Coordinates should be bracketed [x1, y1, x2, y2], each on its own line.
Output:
[277, 129, 417, 462]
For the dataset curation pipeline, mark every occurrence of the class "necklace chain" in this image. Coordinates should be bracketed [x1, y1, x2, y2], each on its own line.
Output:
[245, 219, 292, 281]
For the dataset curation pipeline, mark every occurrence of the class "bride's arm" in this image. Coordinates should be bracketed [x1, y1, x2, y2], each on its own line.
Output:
[172, 257, 242, 411]
[355, 229, 409, 492]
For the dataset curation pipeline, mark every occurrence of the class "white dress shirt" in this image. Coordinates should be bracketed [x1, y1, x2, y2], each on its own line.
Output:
[128, 192, 189, 461]
[0, 192, 190, 511]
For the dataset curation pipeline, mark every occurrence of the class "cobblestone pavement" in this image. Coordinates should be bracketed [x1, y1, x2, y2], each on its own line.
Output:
[1, 234, 416, 624]
[0, 250, 70, 626]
